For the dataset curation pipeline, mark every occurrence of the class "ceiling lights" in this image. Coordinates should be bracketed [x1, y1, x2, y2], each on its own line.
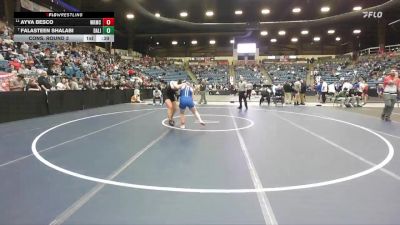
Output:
[291, 37, 298, 42]
[209, 40, 216, 45]
[292, 7, 301, 13]
[180, 11, 188, 17]
[278, 30, 286, 36]
[126, 13, 134, 19]
[335, 37, 341, 41]
[327, 29, 335, 34]
[172, 41, 178, 45]
[261, 9, 270, 15]
[235, 10, 243, 15]
[353, 6, 362, 11]
[260, 31, 268, 36]
[321, 6, 330, 13]
[313, 36, 321, 41]
[191, 40, 198, 45]
[270, 38, 277, 43]
[301, 30, 309, 35]
[205, 10, 214, 17]
[155, 13, 160, 17]
[230, 39, 235, 44]
[353, 29, 361, 34]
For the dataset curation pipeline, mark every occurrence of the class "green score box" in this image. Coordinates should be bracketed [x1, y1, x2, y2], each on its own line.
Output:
[102, 26, 114, 34]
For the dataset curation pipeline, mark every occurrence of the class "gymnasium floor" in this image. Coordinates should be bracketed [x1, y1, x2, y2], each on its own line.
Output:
[1, 102, 400, 225]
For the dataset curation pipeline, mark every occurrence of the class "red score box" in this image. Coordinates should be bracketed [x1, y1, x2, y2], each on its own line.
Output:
[102, 18, 115, 26]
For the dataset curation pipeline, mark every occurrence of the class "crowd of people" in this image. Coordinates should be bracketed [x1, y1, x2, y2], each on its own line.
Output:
[0, 21, 187, 94]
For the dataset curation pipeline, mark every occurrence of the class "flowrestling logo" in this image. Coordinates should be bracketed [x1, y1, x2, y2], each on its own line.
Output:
[363, 11, 383, 19]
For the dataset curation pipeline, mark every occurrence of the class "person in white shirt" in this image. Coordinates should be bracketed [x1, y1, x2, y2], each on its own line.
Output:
[237, 76, 248, 110]
[153, 87, 162, 105]
[341, 80, 353, 92]
[320, 79, 328, 103]
[56, 77, 70, 90]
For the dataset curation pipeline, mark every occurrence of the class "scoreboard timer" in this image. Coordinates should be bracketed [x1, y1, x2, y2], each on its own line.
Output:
[13, 12, 114, 43]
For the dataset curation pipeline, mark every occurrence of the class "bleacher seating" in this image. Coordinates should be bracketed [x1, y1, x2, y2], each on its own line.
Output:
[235, 65, 262, 84]
[264, 63, 307, 85]
[191, 65, 228, 85]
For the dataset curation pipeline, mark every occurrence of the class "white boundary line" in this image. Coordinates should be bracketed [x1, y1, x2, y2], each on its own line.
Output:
[161, 114, 254, 132]
[30, 108, 394, 193]
[0, 109, 160, 168]
[273, 113, 400, 181]
[49, 130, 170, 225]
[230, 110, 278, 225]
[376, 131, 400, 140]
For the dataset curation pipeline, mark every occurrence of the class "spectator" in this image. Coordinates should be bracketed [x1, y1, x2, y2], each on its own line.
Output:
[320, 79, 328, 103]
[246, 82, 253, 100]
[359, 78, 369, 105]
[56, 77, 70, 90]
[20, 42, 29, 53]
[300, 80, 307, 105]
[26, 78, 41, 91]
[283, 81, 292, 104]
[153, 87, 162, 105]
[316, 81, 322, 102]
[9, 74, 25, 91]
[293, 78, 301, 105]
[341, 80, 353, 92]
[69, 77, 80, 90]
[38, 71, 52, 91]
[381, 69, 399, 121]
[102, 80, 113, 90]
[198, 79, 207, 104]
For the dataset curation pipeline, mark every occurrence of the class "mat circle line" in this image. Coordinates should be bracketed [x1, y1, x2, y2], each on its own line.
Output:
[161, 114, 254, 132]
[31, 108, 394, 193]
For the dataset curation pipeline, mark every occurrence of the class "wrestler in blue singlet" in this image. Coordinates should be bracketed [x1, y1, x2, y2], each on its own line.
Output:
[179, 84, 195, 110]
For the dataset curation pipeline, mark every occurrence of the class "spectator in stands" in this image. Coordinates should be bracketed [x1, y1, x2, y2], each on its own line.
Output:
[18, 64, 30, 75]
[237, 76, 248, 110]
[102, 80, 113, 90]
[381, 69, 399, 121]
[56, 77, 71, 90]
[9, 74, 25, 91]
[26, 78, 41, 91]
[38, 71, 52, 92]
[300, 80, 307, 105]
[293, 78, 301, 105]
[321, 79, 328, 103]
[246, 82, 253, 100]
[198, 79, 207, 104]
[283, 81, 292, 104]
[20, 42, 29, 53]
[153, 87, 162, 105]
[0, 52, 4, 60]
[69, 77, 80, 90]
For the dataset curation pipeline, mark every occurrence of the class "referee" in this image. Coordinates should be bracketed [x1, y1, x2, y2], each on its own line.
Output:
[237, 76, 248, 110]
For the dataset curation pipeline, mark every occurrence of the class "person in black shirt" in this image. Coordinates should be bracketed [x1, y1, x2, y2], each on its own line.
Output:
[198, 79, 207, 104]
[37, 71, 52, 91]
[300, 80, 307, 105]
[283, 81, 292, 104]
